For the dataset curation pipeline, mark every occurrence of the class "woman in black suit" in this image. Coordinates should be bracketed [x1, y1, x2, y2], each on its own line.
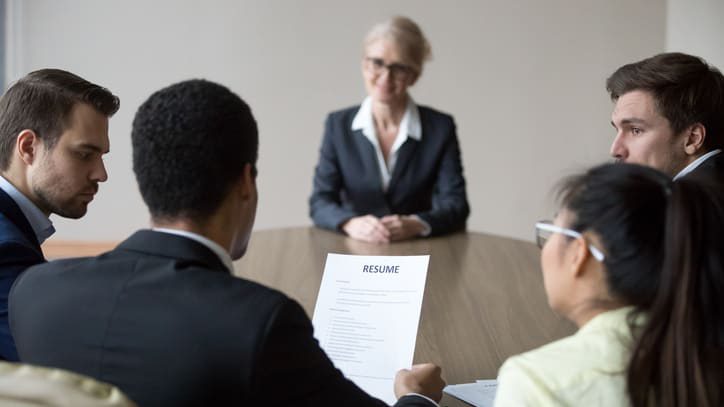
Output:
[310, 16, 469, 243]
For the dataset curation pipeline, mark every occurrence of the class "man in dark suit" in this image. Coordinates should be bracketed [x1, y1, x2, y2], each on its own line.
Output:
[0, 69, 119, 360]
[606, 52, 724, 180]
[10, 80, 444, 406]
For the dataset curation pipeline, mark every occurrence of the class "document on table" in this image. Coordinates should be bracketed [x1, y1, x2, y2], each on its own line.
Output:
[443, 380, 498, 407]
[312, 253, 430, 404]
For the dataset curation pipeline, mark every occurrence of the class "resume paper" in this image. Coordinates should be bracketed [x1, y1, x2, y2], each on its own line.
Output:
[444, 380, 498, 407]
[312, 253, 430, 404]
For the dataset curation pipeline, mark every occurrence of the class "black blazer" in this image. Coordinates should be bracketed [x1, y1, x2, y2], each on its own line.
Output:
[9, 230, 434, 407]
[0, 188, 43, 361]
[310, 105, 469, 236]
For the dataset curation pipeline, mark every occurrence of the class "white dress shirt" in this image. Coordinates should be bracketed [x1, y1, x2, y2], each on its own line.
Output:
[350, 96, 431, 236]
[0, 175, 55, 244]
[351, 96, 422, 191]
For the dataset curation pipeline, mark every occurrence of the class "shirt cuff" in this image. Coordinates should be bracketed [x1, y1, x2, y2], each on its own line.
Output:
[403, 393, 439, 406]
[410, 215, 432, 237]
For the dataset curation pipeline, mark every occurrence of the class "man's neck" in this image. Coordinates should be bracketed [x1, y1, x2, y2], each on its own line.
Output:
[150, 221, 236, 273]
[0, 172, 56, 244]
[567, 300, 624, 328]
[151, 218, 230, 254]
[0, 170, 47, 216]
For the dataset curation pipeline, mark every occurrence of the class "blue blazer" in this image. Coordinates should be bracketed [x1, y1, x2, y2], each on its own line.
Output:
[310, 104, 470, 236]
[0, 188, 44, 361]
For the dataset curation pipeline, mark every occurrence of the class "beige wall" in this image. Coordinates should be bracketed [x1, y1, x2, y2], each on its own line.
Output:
[666, 0, 724, 68]
[4, 0, 666, 242]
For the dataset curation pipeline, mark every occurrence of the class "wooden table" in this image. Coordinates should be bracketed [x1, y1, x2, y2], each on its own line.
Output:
[235, 227, 575, 406]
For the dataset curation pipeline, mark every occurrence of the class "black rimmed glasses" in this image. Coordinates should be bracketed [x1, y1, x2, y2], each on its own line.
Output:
[364, 57, 415, 80]
[535, 221, 605, 262]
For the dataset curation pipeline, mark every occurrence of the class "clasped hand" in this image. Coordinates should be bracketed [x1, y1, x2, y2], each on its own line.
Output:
[342, 214, 424, 243]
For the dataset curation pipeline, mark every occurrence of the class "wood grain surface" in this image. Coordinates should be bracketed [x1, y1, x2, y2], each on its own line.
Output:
[235, 227, 575, 406]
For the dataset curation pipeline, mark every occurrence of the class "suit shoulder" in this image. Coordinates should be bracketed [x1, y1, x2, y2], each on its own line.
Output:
[14, 256, 91, 284]
[16, 252, 292, 315]
[417, 105, 455, 124]
[326, 105, 361, 124]
[26, 256, 91, 271]
[159, 259, 292, 310]
[227, 274, 289, 304]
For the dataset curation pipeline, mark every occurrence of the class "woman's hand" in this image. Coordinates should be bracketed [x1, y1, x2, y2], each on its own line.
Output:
[342, 215, 391, 243]
[381, 215, 425, 241]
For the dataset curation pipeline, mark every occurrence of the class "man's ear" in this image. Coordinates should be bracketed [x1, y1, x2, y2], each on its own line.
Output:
[16, 130, 42, 166]
[683, 123, 706, 156]
[238, 163, 256, 200]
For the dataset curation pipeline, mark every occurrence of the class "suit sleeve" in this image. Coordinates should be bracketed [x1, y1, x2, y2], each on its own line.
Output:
[415, 118, 470, 236]
[251, 299, 434, 407]
[1, 240, 44, 361]
[309, 114, 359, 231]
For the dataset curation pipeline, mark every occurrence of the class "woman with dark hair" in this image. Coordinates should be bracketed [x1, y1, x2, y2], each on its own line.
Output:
[493, 163, 724, 406]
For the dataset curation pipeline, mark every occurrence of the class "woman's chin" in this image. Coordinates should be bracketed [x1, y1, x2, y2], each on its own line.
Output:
[372, 91, 404, 105]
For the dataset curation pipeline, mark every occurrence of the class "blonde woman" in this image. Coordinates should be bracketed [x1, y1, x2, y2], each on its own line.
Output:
[310, 16, 469, 243]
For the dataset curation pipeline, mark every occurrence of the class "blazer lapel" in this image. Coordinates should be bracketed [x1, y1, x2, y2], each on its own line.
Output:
[0, 188, 40, 249]
[352, 130, 385, 192]
[388, 138, 420, 193]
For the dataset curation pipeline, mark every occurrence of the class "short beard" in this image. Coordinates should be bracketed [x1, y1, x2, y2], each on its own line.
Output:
[33, 186, 86, 219]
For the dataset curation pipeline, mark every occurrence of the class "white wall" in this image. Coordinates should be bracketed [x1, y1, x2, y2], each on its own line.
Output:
[666, 0, 724, 69]
[4, 0, 665, 242]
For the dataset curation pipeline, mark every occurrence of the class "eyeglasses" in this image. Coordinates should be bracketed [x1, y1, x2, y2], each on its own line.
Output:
[364, 57, 415, 80]
[534, 221, 605, 262]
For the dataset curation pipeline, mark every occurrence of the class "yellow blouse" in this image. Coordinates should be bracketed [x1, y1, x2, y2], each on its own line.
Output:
[494, 306, 639, 407]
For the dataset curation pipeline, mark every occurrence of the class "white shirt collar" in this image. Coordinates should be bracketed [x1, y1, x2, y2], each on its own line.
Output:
[351, 96, 421, 141]
[350, 96, 421, 190]
[0, 175, 55, 244]
[151, 227, 235, 273]
[673, 149, 722, 180]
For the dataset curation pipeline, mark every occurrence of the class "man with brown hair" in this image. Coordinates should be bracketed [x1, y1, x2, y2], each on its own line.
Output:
[607, 52, 724, 179]
[0, 69, 119, 360]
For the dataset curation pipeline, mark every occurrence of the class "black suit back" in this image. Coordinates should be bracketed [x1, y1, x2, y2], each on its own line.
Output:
[10, 230, 435, 407]
[10, 231, 287, 406]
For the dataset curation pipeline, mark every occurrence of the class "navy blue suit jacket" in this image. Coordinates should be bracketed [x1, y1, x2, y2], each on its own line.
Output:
[10, 230, 434, 407]
[310, 105, 470, 236]
[0, 188, 44, 361]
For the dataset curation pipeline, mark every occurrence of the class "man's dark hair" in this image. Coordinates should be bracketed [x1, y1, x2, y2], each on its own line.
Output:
[0, 68, 120, 170]
[132, 79, 258, 222]
[606, 52, 724, 151]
